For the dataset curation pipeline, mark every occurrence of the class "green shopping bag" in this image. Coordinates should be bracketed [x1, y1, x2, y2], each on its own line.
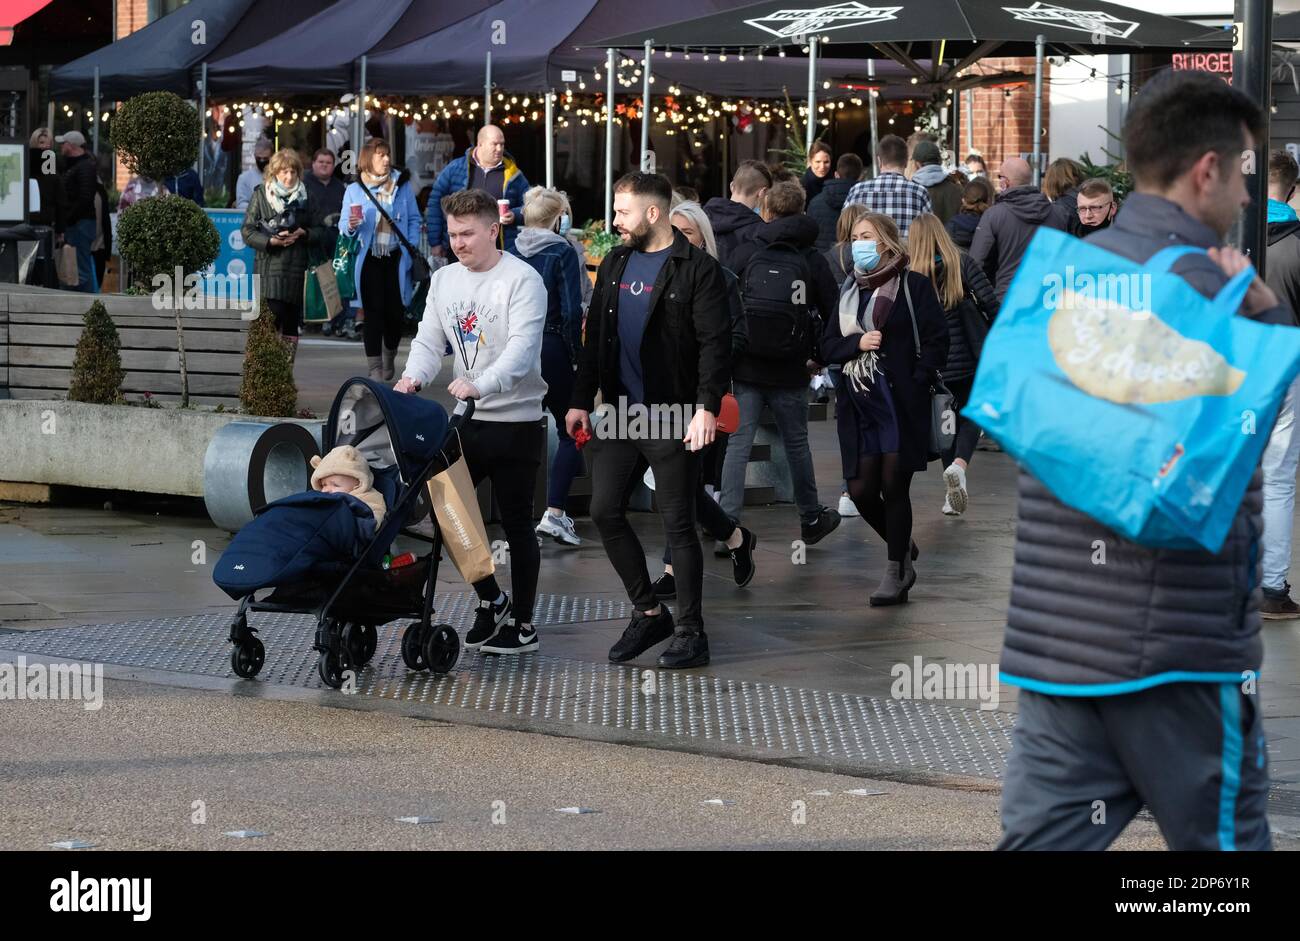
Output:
[332, 232, 360, 301]
[303, 261, 342, 323]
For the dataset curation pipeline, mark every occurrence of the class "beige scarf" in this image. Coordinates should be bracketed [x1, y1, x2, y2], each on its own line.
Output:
[361, 170, 398, 257]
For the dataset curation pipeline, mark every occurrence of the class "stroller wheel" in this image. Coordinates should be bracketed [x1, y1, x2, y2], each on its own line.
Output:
[343, 623, 378, 667]
[422, 624, 460, 675]
[318, 649, 354, 689]
[231, 637, 265, 679]
[400, 622, 427, 671]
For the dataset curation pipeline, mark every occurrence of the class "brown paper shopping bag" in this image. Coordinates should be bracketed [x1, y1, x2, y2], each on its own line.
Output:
[56, 244, 81, 287]
[426, 446, 495, 584]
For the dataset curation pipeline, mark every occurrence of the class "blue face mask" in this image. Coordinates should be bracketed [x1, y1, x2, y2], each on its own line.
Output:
[753, 203, 763, 215]
[557, 213, 572, 236]
[851, 239, 880, 271]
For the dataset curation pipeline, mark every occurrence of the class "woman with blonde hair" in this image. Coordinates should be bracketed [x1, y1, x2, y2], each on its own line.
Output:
[241, 147, 319, 354]
[340, 138, 421, 379]
[826, 202, 869, 285]
[510, 185, 587, 546]
[820, 211, 948, 605]
[908, 213, 997, 516]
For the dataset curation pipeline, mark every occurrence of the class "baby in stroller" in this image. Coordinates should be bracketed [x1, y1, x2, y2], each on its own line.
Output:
[310, 445, 388, 533]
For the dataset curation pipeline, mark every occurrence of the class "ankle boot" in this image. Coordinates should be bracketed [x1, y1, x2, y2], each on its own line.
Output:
[366, 355, 383, 380]
[381, 346, 398, 381]
[869, 558, 914, 607]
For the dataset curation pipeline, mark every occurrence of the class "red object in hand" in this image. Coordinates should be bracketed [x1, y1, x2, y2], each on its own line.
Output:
[388, 552, 417, 569]
[573, 426, 592, 450]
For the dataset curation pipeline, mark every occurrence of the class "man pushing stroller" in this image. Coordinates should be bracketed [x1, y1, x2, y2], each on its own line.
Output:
[395, 188, 548, 656]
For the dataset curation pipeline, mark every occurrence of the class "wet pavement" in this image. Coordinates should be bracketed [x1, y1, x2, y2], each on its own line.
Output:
[4, 336, 1300, 840]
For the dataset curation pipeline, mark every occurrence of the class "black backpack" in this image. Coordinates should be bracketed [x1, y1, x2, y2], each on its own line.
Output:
[740, 240, 813, 360]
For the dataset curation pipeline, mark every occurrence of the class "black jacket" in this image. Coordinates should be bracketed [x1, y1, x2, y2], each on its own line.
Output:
[808, 177, 854, 253]
[825, 243, 853, 287]
[572, 228, 731, 415]
[58, 151, 98, 231]
[703, 196, 762, 270]
[801, 167, 828, 203]
[819, 268, 949, 474]
[1002, 193, 1294, 692]
[722, 266, 748, 364]
[938, 253, 997, 380]
[729, 214, 839, 387]
[945, 210, 981, 251]
[1049, 187, 1082, 236]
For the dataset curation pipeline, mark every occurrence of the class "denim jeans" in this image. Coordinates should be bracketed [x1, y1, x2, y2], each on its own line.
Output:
[1261, 378, 1300, 591]
[720, 381, 821, 524]
[64, 217, 99, 293]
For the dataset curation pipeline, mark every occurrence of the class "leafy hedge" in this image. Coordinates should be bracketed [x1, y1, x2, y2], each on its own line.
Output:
[110, 91, 200, 182]
[66, 300, 125, 405]
[240, 305, 298, 417]
[116, 194, 220, 289]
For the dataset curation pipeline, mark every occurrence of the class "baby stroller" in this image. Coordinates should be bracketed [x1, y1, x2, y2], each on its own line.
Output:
[212, 377, 472, 689]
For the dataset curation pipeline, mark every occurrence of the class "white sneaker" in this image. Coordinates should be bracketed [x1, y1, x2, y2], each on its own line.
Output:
[536, 511, 581, 546]
[943, 463, 968, 515]
[838, 493, 860, 518]
[942, 494, 960, 516]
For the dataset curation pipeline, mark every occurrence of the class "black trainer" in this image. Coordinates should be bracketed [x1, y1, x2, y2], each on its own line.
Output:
[657, 629, 710, 669]
[800, 507, 842, 545]
[480, 620, 539, 655]
[652, 572, 677, 601]
[729, 527, 757, 587]
[608, 608, 675, 662]
[465, 594, 511, 649]
[1261, 585, 1300, 620]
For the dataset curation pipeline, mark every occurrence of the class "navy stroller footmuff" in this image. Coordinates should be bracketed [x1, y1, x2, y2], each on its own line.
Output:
[213, 492, 377, 600]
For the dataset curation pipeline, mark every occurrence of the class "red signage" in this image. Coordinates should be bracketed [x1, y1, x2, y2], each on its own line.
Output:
[1172, 52, 1233, 83]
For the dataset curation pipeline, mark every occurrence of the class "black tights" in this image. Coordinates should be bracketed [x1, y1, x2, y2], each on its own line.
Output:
[846, 452, 914, 562]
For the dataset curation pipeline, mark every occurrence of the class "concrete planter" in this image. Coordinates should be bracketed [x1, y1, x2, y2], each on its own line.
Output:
[0, 400, 320, 499]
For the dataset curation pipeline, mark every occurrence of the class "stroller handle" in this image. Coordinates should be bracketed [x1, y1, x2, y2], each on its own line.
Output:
[450, 397, 475, 428]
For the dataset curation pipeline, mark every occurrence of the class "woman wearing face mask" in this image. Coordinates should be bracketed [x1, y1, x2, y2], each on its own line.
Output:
[907, 213, 997, 517]
[510, 186, 588, 547]
[241, 147, 319, 358]
[820, 212, 948, 605]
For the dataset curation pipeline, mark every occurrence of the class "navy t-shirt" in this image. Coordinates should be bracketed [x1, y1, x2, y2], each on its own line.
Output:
[616, 246, 672, 404]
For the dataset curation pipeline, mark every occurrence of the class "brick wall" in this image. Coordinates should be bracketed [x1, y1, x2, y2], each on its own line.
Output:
[113, 0, 150, 189]
[964, 56, 1050, 171]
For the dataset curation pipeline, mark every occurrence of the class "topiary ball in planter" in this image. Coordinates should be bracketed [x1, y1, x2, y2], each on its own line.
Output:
[67, 300, 125, 405]
[110, 91, 200, 183]
[240, 305, 298, 418]
[117, 194, 220, 291]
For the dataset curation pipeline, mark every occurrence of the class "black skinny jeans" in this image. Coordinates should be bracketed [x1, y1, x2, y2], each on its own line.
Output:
[459, 418, 542, 624]
[359, 250, 405, 356]
[941, 375, 980, 467]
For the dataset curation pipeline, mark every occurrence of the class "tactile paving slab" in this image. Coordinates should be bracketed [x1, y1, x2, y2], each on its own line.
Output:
[0, 592, 1016, 779]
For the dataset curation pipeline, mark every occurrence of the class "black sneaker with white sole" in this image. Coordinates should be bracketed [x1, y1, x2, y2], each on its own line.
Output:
[465, 594, 511, 648]
[729, 527, 757, 587]
[480, 620, 539, 655]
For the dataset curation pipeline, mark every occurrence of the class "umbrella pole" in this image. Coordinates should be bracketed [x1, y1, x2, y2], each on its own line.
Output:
[1032, 34, 1044, 187]
[605, 47, 615, 231]
[867, 58, 879, 177]
[357, 54, 368, 153]
[1235, 0, 1272, 273]
[197, 62, 207, 185]
[806, 34, 818, 155]
[92, 66, 100, 158]
[485, 51, 492, 126]
[545, 88, 554, 188]
[641, 40, 652, 171]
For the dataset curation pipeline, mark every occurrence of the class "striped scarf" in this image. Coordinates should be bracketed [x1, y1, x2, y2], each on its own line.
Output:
[838, 252, 908, 393]
[361, 171, 398, 258]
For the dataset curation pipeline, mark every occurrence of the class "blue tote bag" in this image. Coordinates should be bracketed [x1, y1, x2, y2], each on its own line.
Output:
[964, 227, 1300, 553]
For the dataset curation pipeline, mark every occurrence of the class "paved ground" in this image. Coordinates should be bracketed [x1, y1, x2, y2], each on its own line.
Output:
[4, 336, 1300, 848]
[0, 676, 1169, 851]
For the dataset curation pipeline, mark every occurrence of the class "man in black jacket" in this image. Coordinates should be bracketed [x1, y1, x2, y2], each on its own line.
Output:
[721, 180, 842, 545]
[703, 159, 771, 269]
[55, 131, 99, 293]
[970, 156, 1063, 304]
[808, 152, 862, 253]
[567, 172, 730, 669]
[999, 69, 1288, 851]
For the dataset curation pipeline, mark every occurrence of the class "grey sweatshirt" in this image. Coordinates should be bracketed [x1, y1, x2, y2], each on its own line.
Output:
[403, 251, 548, 422]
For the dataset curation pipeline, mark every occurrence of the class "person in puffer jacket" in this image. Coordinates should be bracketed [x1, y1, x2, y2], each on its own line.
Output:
[997, 69, 1294, 852]
[510, 186, 587, 549]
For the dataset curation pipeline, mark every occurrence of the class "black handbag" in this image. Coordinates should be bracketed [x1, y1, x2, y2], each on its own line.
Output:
[901, 273, 956, 458]
[258, 207, 299, 236]
[357, 177, 431, 286]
